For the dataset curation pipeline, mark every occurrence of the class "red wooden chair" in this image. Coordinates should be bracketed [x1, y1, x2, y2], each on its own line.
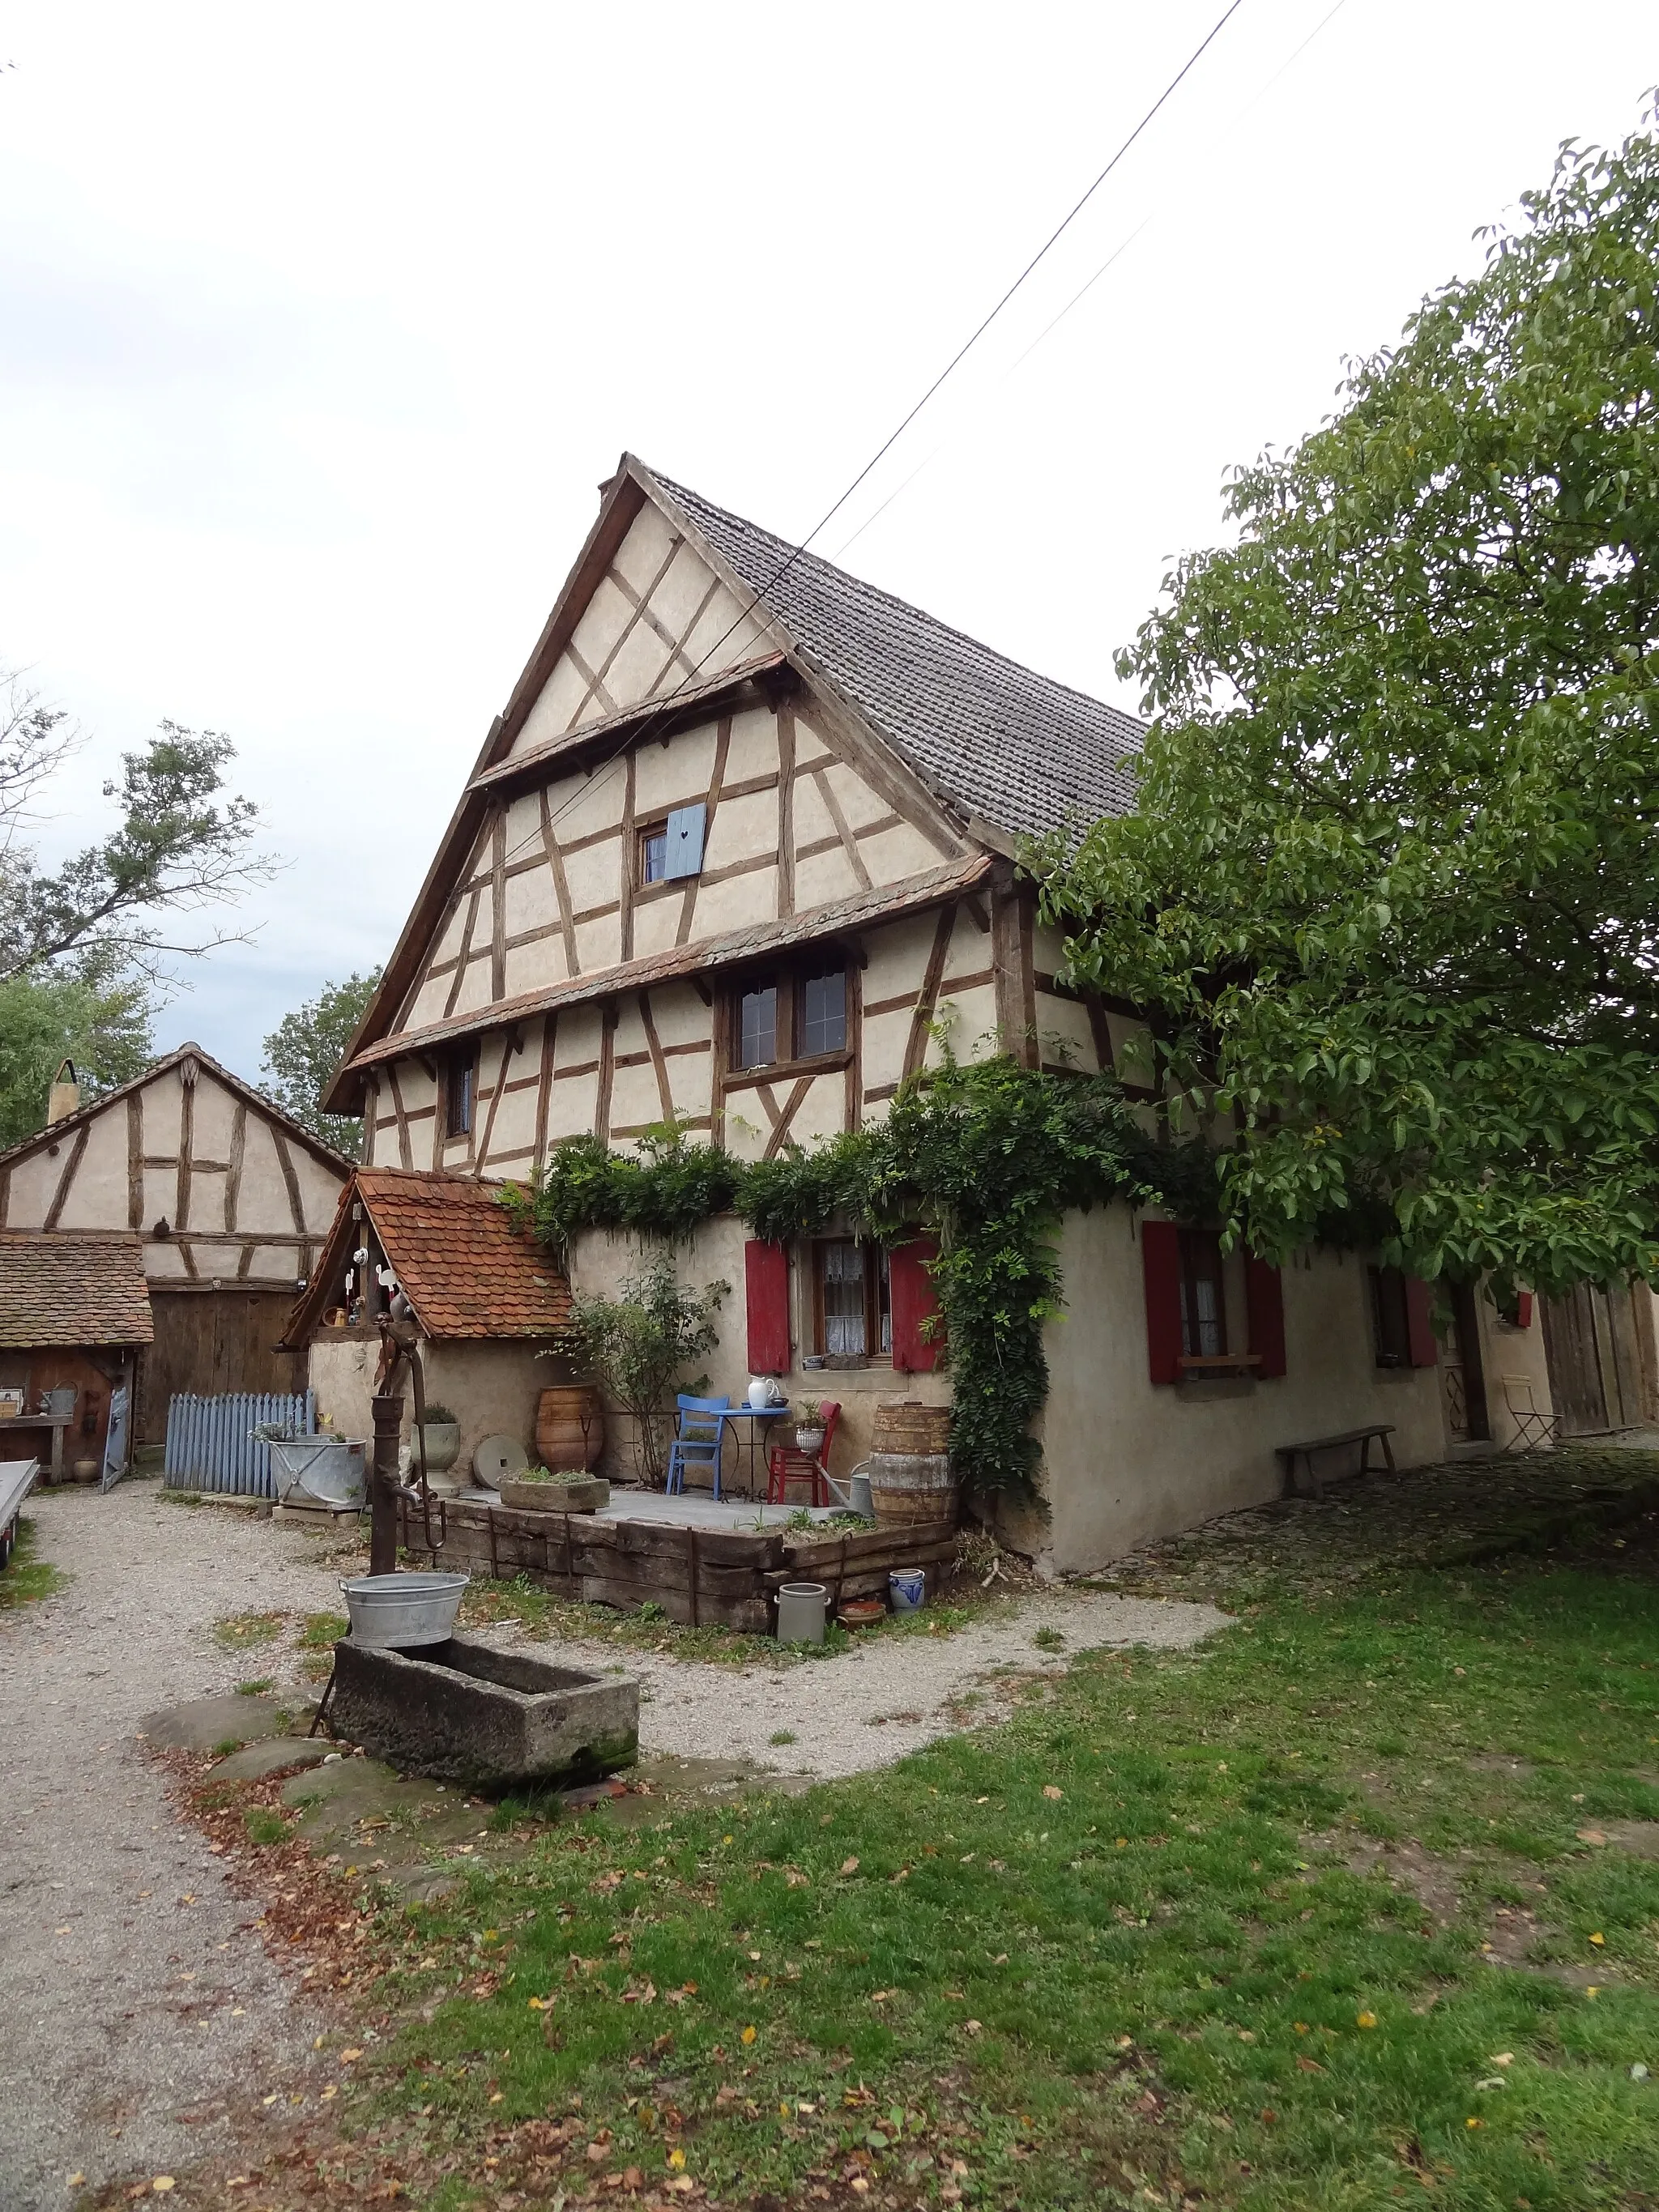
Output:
[766, 1400, 840, 1507]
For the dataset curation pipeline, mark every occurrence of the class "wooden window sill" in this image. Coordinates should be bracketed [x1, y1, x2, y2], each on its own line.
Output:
[1177, 1353, 1262, 1374]
[723, 1049, 851, 1091]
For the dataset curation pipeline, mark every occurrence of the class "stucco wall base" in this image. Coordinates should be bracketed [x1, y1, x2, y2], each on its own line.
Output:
[1035, 1208, 1459, 1577]
[307, 1336, 559, 1488]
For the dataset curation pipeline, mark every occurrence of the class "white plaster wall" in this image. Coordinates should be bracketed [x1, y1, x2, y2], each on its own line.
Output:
[1034, 1207, 1452, 1574]
[308, 1333, 552, 1483]
[566, 1219, 950, 1493]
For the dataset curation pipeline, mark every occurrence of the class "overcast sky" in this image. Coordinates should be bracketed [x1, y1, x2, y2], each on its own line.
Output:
[3, 2, 1654, 1085]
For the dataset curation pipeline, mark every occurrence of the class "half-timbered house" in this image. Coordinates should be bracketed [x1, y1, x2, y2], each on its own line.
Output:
[309, 456, 1576, 1570]
[0, 1044, 350, 1443]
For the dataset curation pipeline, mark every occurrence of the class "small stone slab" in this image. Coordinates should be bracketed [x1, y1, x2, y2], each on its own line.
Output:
[211, 1736, 336, 1782]
[139, 1694, 290, 1753]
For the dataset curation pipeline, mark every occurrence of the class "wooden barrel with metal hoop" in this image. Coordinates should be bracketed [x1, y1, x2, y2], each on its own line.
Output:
[868, 1400, 957, 1527]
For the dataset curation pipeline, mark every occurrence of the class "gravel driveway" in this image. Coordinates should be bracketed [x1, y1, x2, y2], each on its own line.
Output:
[495, 1587, 1230, 1780]
[0, 1483, 354, 2212]
[0, 1481, 1229, 2209]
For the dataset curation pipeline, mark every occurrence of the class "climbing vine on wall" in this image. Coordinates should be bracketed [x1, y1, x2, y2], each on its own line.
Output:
[499, 1055, 1213, 1501]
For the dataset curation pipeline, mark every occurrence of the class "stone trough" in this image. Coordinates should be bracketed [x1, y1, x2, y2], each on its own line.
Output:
[329, 1633, 639, 1791]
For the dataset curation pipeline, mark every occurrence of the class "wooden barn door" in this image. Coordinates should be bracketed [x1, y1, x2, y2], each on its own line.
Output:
[1541, 1281, 1653, 1437]
[139, 1290, 304, 1442]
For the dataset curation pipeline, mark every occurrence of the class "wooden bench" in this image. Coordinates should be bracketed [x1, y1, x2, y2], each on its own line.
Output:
[1276, 1424, 1395, 1501]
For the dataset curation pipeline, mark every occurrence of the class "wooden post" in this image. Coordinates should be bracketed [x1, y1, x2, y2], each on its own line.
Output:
[370, 1392, 403, 1575]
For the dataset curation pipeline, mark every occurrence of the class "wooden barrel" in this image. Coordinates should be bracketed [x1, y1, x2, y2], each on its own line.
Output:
[535, 1386, 604, 1473]
[868, 1451, 958, 1529]
[872, 1399, 952, 1456]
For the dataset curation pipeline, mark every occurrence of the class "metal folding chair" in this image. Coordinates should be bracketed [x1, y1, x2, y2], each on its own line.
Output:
[665, 1393, 730, 1498]
[1502, 1375, 1559, 1452]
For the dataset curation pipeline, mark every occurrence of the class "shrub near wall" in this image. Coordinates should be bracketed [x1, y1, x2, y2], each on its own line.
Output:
[501, 1054, 1211, 1504]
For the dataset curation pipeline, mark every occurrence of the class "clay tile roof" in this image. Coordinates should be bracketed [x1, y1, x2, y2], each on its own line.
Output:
[645, 462, 1145, 842]
[0, 1234, 155, 1349]
[286, 1169, 573, 1345]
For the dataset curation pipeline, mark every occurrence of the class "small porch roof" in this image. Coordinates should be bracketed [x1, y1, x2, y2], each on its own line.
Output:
[281, 1168, 573, 1347]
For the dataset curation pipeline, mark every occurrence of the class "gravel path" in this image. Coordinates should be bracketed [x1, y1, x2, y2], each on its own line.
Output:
[0, 1483, 356, 2212]
[0, 1482, 1229, 2209]
[497, 1588, 1230, 1780]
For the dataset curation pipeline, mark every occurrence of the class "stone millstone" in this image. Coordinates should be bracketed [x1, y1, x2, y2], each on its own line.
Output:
[326, 1633, 638, 1790]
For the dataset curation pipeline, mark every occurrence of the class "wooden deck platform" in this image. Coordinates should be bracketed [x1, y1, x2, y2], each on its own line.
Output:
[399, 1494, 958, 1634]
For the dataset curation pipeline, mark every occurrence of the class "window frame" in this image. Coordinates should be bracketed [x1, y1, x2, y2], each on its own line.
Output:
[1177, 1228, 1227, 1360]
[638, 821, 670, 888]
[1369, 1264, 1411, 1368]
[444, 1046, 476, 1141]
[726, 955, 852, 1080]
[809, 1237, 892, 1363]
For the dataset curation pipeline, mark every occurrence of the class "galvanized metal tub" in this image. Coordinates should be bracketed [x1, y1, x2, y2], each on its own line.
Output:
[340, 1571, 469, 1648]
[271, 1435, 367, 1507]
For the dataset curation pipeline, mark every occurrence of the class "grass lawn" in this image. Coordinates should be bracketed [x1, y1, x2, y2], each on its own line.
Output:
[241, 1455, 1659, 2210]
[0, 1514, 66, 1608]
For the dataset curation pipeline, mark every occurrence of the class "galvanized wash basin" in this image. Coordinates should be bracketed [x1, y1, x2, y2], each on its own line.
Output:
[339, 1571, 469, 1648]
[327, 1633, 638, 1788]
[272, 1434, 368, 1507]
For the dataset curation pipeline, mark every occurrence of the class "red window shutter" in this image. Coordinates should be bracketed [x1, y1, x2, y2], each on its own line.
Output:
[1514, 1289, 1533, 1330]
[1245, 1255, 1287, 1379]
[890, 1237, 941, 1373]
[744, 1240, 790, 1375]
[1404, 1276, 1438, 1367]
[1141, 1221, 1183, 1385]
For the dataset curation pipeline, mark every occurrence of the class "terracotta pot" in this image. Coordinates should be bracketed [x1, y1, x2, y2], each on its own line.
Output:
[535, 1386, 604, 1472]
[72, 1458, 101, 1485]
[836, 1598, 885, 1630]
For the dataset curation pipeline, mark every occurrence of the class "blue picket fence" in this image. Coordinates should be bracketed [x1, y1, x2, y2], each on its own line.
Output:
[164, 1391, 317, 1498]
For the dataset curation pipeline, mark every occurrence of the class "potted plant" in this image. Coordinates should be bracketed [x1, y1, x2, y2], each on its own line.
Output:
[794, 1407, 826, 1455]
[416, 1402, 462, 1476]
[497, 1464, 611, 1514]
[569, 1255, 727, 1488]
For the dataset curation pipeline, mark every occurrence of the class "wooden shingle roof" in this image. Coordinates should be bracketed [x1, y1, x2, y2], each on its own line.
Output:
[645, 462, 1145, 842]
[0, 1234, 154, 1349]
[284, 1169, 573, 1345]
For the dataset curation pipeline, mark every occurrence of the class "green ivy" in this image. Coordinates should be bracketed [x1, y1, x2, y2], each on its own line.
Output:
[500, 1056, 1211, 1502]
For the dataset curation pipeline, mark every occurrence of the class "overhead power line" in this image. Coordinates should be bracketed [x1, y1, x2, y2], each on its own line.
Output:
[505, 0, 1251, 863]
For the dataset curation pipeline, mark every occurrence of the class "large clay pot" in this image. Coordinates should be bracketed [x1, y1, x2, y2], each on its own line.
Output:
[535, 1386, 604, 1473]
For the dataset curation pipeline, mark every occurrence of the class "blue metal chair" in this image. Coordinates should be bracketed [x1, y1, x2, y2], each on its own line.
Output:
[664, 1394, 730, 1498]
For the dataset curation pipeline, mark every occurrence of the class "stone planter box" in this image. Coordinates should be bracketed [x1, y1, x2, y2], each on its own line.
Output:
[497, 1476, 610, 1514]
[328, 1633, 638, 1788]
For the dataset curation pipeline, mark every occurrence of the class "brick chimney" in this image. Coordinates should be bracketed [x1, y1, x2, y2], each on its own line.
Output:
[46, 1058, 81, 1126]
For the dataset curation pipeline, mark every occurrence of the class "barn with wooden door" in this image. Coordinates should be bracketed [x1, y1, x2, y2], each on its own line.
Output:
[0, 1234, 153, 1482]
[0, 1045, 351, 1443]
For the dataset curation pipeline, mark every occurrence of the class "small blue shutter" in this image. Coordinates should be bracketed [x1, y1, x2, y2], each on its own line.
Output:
[664, 802, 706, 880]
